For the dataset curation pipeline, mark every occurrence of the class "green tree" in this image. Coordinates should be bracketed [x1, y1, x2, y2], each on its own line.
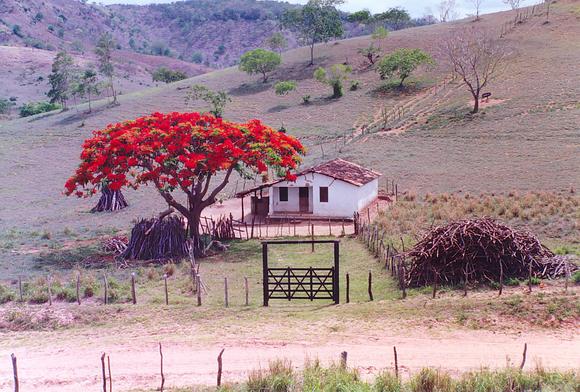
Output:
[274, 81, 297, 96]
[191, 51, 203, 64]
[358, 44, 381, 65]
[377, 48, 434, 87]
[47, 50, 74, 108]
[185, 85, 231, 118]
[0, 98, 15, 115]
[348, 9, 372, 24]
[281, 0, 344, 66]
[314, 64, 351, 98]
[264, 32, 288, 55]
[239, 49, 281, 83]
[372, 26, 389, 48]
[95, 32, 117, 104]
[151, 67, 188, 83]
[73, 69, 101, 113]
[375, 7, 411, 30]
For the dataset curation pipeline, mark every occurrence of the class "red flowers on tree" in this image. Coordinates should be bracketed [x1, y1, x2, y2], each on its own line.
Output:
[65, 112, 305, 255]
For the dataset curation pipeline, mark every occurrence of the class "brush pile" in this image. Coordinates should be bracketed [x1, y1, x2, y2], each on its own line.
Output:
[121, 212, 190, 261]
[404, 218, 571, 287]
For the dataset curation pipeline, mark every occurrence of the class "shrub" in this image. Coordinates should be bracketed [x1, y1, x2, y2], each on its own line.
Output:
[573, 271, 580, 284]
[505, 277, 521, 286]
[274, 80, 297, 96]
[302, 95, 311, 105]
[409, 368, 455, 392]
[374, 371, 402, 391]
[12, 24, 23, 38]
[0, 98, 15, 114]
[151, 67, 188, 83]
[247, 359, 295, 392]
[350, 80, 360, 91]
[19, 101, 61, 117]
[314, 64, 352, 98]
[191, 51, 203, 64]
[0, 284, 15, 304]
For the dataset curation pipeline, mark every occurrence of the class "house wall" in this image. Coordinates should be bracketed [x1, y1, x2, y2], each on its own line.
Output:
[357, 178, 379, 211]
[269, 173, 378, 218]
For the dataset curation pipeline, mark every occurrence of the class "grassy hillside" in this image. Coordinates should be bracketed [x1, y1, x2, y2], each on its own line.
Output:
[0, 3, 579, 277]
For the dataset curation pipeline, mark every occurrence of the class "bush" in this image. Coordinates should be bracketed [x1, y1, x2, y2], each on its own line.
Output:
[274, 80, 297, 96]
[314, 64, 352, 98]
[0, 98, 15, 114]
[573, 271, 580, 284]
[151, 67, 188, 83]
[12, 24, 23, 38]
[19, 101, 61, 117]
[350, 80, 360, 91]
[409, 368, 455, 392]
[0, 284, 15, 304]
[374, 371, 402, 391]
[191, 51, 203, 64]
[302, 95, 311, 105]
[377, 48, 434, 88]
[247, 359, 295, 392]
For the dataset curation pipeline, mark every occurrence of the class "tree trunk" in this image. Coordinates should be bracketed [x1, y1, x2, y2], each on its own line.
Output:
[187, 209, 204, 256]
[91, 187, 128, 212]
[332, 83, 342, 98]
[110, 76, 117, 104]
[310, 42, 315, 66]
[472, 92, 480, 114]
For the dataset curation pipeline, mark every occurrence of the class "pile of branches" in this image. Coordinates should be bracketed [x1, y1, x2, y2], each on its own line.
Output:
[404, 218, 568, 287]
[121, 210, 190, 261]
[102, 235, 128, 254]
[91, 187, 128, 213]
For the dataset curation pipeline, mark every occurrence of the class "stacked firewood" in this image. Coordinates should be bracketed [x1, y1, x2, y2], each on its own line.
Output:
[121, 211, 190, 261]
[404, 218, 575, 287]
[91, 187, 128, 212]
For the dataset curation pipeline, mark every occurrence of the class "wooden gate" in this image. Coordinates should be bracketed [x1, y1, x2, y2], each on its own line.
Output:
[262, 240, 340, 306]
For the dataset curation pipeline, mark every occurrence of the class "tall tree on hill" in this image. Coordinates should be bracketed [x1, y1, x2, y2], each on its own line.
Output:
[440, 27, 508, 114]
[47, 51, 74, 109]
[239, 49, 281, 83]
[74, 68, 101, 113]
[95, 32, 117, 104]
[281, 0, 344, 66]
[438, 0, 458, 22]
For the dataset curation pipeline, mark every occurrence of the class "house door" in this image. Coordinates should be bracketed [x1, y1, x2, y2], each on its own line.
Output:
[299, 187, 309, 212]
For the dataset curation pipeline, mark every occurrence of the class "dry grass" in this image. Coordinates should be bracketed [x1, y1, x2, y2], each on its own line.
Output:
[376, 191, 579, 250]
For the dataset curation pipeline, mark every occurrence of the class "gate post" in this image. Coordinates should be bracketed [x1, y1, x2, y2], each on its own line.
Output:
[262, 242, 269, 307]
[333, 241, 340, 304]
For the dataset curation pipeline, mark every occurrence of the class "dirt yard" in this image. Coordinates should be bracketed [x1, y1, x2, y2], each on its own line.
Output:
[0, 321, 578, 391]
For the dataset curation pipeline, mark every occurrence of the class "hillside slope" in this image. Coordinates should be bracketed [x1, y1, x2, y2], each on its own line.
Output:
[0, 2, 578, 276]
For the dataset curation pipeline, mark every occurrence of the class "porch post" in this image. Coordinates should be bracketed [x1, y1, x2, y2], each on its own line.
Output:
[241, 195, 245, 221]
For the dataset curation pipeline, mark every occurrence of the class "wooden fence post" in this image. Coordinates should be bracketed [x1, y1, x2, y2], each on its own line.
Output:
[159, 343, 165, 392]
[400, 260, 407, 299]
[432, 270, 438, 299]
[163, 274, 169, 305]
[18, 278, 23, 302]
[519, 343, 527, 370]
[101, 353, 107, 392]
[393, 346, 399, 379]
[528, 262, 533, 293]
[11, 353, 19, 392]
[76, 274, 81, 305]
[224, 277, 229, 308]
[340, 351, 348, 368]
[311, 224, 315, 252]
[47, 276, 52, 306]
[217, 348, 225, 386]
[196, 275, 202, 306]
[103, 275, 108, 305]
[368, 270, 373, 301]
[107, 355, 112, 392]
[131, 273, 137, 304]
[244, 277, 249, 306]
[346, 273, 350, 304]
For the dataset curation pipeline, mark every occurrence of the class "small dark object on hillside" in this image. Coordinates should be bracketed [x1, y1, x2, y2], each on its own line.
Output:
[122, 211, 190, 261]
[91, 187, 128, 213]
[404, 218, 576, 287]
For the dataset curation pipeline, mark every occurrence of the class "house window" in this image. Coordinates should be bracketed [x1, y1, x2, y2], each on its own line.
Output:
[279, 187, 288, 202]
[320, 187, 329, 203]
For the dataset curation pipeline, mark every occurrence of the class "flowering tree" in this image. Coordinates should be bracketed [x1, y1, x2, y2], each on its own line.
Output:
[65, 112, 305, 255]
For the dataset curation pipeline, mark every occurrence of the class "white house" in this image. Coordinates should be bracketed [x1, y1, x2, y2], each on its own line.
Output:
[237, 159, 381, 220]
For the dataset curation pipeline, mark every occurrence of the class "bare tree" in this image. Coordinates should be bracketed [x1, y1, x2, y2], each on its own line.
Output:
[440, 27, 509, 113]
[544, 0, 552, 22]
[469, 0, 484, 20]
[503, 0, 521, 10]
[438, 0, 458, 22]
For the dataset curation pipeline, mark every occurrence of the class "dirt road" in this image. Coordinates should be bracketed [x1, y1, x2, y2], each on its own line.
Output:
[1, 328, 577, 391]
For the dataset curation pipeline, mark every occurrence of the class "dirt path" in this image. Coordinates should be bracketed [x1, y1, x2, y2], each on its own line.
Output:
[0, 328, 577, 391]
